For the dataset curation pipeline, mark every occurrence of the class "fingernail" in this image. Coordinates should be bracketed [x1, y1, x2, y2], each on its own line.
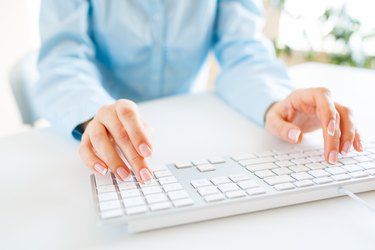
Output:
[116, 167, 130, 181]
[94, 164, 107, 176]
[327, 119, 335, 136]
[140, 168, 153, 184]
[328, 151, 338, 164]
[358, 140, 364, 151]
[288, 128, 301, 143]
[341, 141, 351, 155]
[139, 143, 152, 158]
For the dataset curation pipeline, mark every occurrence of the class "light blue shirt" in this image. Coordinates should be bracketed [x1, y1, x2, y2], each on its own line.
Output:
[35, 0, 293, 138]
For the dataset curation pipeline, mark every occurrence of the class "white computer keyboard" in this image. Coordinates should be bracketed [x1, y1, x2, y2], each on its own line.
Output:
[91, 142, 375, 233]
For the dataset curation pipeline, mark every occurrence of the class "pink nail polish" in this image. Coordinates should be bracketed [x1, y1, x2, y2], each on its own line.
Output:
[328, 151, 338, 164]
[288, 128, 301, 143]
[139, 143, 152, 158]
[327, 119, 335, 136]
[94, 164, 107, 176]
[116, 167, 130, 181]
[341, 141, 351, 155]
[140, 168, 153, 184]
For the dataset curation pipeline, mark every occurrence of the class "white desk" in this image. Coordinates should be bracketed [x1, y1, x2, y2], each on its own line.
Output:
[1, 63, 375, 250]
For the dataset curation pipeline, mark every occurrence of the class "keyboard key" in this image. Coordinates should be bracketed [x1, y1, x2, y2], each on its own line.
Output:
[237, 180, 259, 189]
[255, 151, 274, 157]
[117, 182, 137, 190]
[274, 154, 294, 161]
[290, 153, 309, 159]
[240, 157, 275, 166]
[120, 189, 141, 198]
[126, 205, 148, 215]
[98, 192, 118, 202]
[349, 171, 368, 178]
[168, 190, 190, 200]
[291, 158, 311, 165]
[275, 160, 294, 167]
[226, 190, 246, 199]
[145, 193, 168, 204]
[204, 193, 225, 202]
[94, 173, 113, 186]
[197, 164, 216, 172]
[254, 170, 276, 179]
[332, 174, 351, 181]
[153, 170, 172, 178]
[367, 169, 375, 175]
[272, 167, 293, 175]
[231, 153, 257, 161]
[358, 162, 375, 170]
[273, 148, 300, 155]
[246, 162, 278, 172]
[210, 176, 231, 185]
[291, 172, 313, 180]
[229, 174, 250, 182]
[175, 162, 193, 169]
[263, 175, 294, 186]
[353, 156, 373, 163]
[99, 200, 121, 211]
[217, 183, 240, 192]
[321, 161, 343, 167]
[192, 159, 209, 165]
[305, 163, 326, 170]
[158, 176, 177, 185]
[339, 158, 358, 165]
[163, 183, 183, 192]
[138, 180, 159, 188]
[274, 183, 295, 191]
[294, 180, 314, 188]
[123, 197, 145, 208]
[191, 179, 211, 188]
[197, 186, 220, 196]
[342, 164, 363, 173]
[289, 165, 309, 173]
[308, 169, 331, 178]
[325, 167, 347, 175]
[150, 201, 172, 211]
[313, 177, 333, 184]
[142, 186, 163, 195]
[173, 198, 194, 207]
[246, 187, 266, 195]
[208, 157, 226, 164]
[97, 185, 116, 194]
[101, 209, 124, 219]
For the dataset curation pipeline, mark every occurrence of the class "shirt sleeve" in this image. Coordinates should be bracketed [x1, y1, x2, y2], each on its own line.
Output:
[34, 0, 114, 137]
[213, 0, 294, 126]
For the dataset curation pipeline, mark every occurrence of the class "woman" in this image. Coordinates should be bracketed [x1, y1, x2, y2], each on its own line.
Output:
[35, 0, 361, 184]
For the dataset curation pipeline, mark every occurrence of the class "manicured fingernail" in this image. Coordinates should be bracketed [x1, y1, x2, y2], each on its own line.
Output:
[327, 119, 335, 136]
[358, 140, 364, 151]
[328, 151, 338, 164]
[341, 141, 351, 155]
[288, 128, 301, 143]
[139, 143, 152, 158]
[140, 168, 153, 184]
[94, 164, 107, 176]
[116, 167, 130, 181]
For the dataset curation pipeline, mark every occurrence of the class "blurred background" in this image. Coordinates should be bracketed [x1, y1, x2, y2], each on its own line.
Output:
[1, 0, 374, 137]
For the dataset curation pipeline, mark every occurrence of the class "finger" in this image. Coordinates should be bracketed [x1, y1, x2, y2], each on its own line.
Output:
[335, 104, 355, 155]
[353, 130, 363, 152]
[265, 110, 303, 144]
[79, 136, 109, 176]
[322, 111, 341, 164]
[99, 114, 154, 184]
[116, 100, 153, 158]
[89, 123, 131, 181]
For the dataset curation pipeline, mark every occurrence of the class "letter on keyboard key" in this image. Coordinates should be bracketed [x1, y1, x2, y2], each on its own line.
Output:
[99, 200, 121, 211]
[168, 190, 189, 200]
[246, 162, 278, 172]
[226, 190, 246, 199]
[332, 174, 351, 181]
[294, 180, 314, 188]
[191, 179, 211, 188]
[246, 187, 266, 195]
[237, 180, 259, 189]
[173, 198, 194, 207]
[274, 183, 295, 191]
[217, 183, 240, 192]
[197, 186, 220, 196]
[197, 164, 216, 172]
[98, 192, 118, 202]
[349, 171, 368, 178]
[263, 175, 294, 186]
[158, 176, 177, 185]
[146, 193, 168, 204]
[162, 183, 183, 192]
[126, 205, 148, 215]
[254, 170, 275, 179]
[123, 197, 145, 208]
[204, 193, 225, 202]
[210, 176, 231, 185]
[94, 173, 114, 186]
[101, 209, 123, 219]
[313, 177, 333, 184]
[150, 201, 172, 211]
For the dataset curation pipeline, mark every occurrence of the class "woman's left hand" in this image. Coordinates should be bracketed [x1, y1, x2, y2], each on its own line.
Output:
[265, 87, 363, 164]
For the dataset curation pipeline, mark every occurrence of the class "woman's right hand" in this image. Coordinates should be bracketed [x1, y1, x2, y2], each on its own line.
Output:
[79, 99, 154, 184]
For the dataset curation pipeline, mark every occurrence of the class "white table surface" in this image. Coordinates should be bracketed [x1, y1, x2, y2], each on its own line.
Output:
[1, 63, 375, 250]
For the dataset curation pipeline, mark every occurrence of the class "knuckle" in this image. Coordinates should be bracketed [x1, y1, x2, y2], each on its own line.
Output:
[117, 103, 137, 119]
[117, 129, 129, 142]
[317, 87, 332, 97]
[90, 129, 105, 142]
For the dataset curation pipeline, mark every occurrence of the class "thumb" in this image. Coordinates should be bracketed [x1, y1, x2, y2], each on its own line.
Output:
[266, 114, 303, 144]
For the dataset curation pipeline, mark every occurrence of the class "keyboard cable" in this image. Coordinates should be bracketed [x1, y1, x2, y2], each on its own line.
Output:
[338, 187, 375, 214]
